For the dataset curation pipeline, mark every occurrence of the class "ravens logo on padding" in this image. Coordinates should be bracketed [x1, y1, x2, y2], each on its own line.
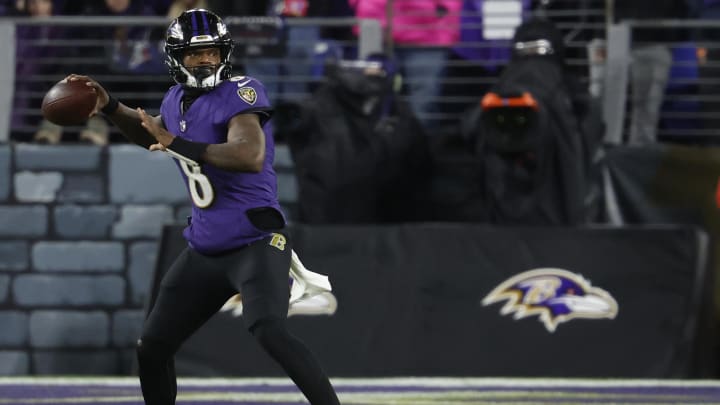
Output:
[482, 268, 618, 332]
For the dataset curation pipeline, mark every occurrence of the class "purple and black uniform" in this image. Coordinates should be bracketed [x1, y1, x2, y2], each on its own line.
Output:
[135, 10, 339, 405]
[160, 76, 285, 255]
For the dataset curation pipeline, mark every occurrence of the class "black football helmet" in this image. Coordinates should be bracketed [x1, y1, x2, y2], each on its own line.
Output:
[165, 9, 234, 90]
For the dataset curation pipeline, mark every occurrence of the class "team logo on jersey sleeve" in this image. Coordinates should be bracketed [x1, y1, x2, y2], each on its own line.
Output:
[482, 268, 618, 332]
[237, 87, 257, 105]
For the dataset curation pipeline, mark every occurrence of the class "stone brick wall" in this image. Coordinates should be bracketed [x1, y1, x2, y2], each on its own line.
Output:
[0, 143, 297, 375]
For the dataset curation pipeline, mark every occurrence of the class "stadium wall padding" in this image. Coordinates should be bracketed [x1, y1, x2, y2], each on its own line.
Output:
[154, 223, 715, 378]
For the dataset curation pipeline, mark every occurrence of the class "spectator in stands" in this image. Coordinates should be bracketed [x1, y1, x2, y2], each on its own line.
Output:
[443, 0, 532, 122]
[79, 0, 166, 144]
[279, 54, 430, 223]
[349, 0, 462, 130]
[615, 0, 691, 145]
[9, 0, 166, 144]
[84, 0, 165, 75]
[239, 1, 335, 104]
[11, 0, 67, 143]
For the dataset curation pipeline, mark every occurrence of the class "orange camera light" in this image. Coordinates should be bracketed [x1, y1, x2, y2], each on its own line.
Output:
[481, 92, 539, 111]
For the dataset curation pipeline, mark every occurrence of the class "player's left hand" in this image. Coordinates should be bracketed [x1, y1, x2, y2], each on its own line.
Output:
[137, 107, 174, 151]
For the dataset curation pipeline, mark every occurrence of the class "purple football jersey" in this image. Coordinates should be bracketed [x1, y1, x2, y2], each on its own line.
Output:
[160, 76, 285, 254]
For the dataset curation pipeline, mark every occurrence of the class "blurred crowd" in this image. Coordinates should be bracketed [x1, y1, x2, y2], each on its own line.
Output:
[4, 0, 591, 144]
[2, 0, 718, 225]
[5, 0, 713, 141]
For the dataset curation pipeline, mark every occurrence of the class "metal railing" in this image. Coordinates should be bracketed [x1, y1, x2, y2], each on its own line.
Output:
[602, 19, 720, 145]
[0, 15, 382, 143]
[5, 6, 715, 146]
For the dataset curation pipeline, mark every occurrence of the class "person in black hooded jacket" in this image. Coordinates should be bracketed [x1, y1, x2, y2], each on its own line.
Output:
[278, 56, 430, 224]
[457, 18, 603, 225]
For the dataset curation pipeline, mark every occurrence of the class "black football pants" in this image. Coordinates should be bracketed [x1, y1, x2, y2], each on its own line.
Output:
[135, 234, 339, 405]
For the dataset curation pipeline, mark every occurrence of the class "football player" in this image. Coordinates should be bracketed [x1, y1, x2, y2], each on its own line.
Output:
[66, 8, 340, 405]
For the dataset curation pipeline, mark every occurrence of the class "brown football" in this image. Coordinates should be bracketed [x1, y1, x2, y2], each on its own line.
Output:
[41, 79, 97, 126]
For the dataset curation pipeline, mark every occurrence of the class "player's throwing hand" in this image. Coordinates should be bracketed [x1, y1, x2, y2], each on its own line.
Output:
[65, 74, 109, 117]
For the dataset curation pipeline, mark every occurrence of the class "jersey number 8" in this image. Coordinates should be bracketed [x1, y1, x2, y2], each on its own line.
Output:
[180, 160, 215, 208]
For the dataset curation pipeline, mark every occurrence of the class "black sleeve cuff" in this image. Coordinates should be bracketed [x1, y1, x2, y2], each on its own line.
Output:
[101, 96, 119, 115]
[168, 136, 209, 163]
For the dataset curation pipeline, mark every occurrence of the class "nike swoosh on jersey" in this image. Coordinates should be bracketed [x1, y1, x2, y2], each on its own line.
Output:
[236, 79, 252, 87]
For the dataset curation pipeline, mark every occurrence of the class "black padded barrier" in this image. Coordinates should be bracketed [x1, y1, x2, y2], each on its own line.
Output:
[151, 223, 713, 378]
